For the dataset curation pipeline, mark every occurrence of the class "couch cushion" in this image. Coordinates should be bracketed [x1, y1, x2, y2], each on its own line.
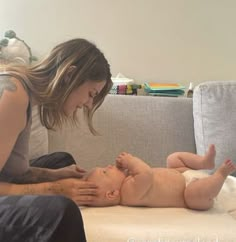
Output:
[193, 81, 236, 175]
[48, 95, 195, 170]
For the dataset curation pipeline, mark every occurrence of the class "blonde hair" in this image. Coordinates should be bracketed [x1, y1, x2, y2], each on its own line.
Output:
[3, 38, 112, 133]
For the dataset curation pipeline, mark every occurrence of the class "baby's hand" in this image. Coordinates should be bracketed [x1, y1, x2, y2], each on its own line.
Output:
[116, 159, 124, 170]
[55, 164, 87, 179]
[116, 152, 130, 170]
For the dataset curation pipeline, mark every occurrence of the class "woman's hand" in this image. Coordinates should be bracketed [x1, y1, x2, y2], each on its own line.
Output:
[54, 164, 87, 179]
[52, 178, 98, 206]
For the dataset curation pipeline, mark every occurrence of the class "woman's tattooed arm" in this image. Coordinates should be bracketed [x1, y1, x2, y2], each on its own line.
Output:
[12, 167, 62, 184]
[0, 76, 17, 98]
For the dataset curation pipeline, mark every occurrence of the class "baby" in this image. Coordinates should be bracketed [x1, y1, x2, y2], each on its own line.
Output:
[83, 145, 236, 210]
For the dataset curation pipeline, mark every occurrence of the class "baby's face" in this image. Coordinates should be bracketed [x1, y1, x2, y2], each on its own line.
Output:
[85, 165, 126, 190]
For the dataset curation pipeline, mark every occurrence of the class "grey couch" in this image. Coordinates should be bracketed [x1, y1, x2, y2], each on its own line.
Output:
[30, 82, 236, 242]
[48, 95, 196, 170]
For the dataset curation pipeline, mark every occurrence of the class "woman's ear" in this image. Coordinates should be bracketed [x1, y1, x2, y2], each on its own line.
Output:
[105, 190, 120, 200]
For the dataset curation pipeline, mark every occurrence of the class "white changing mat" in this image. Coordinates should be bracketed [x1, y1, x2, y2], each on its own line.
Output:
[81, 175, 236, 242]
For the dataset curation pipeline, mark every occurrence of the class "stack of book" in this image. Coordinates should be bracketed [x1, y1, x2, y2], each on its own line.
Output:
[110, 74, 142, 95]
[110, 83, 142, 95]
[144, 83, 185, 97]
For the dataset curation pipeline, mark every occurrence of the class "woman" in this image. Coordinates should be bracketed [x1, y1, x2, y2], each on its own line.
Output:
[0, 38, 112, 241]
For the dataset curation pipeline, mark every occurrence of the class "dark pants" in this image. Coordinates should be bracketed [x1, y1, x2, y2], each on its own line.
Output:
[0, 153, 86, 242]
[30, 152, 76, 169]
[0, 195, 86, 242]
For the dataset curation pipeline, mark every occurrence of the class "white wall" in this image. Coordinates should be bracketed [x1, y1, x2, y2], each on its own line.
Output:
[1, 0, 236, 87]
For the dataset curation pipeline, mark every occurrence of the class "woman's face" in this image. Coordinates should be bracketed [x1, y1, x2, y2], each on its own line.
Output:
[63, 80, 106, 116]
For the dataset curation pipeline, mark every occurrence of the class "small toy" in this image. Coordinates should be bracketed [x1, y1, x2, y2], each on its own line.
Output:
[0, 30, 37, 64]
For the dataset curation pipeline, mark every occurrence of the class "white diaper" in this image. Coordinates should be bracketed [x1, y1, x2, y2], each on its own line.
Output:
[182, 169, 210, 186]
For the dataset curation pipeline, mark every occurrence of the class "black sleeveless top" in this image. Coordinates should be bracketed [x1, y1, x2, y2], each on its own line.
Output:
[0, 72, 32, 182]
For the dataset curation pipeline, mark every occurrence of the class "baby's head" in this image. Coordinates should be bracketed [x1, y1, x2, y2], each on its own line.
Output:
[84, 165, 126, 206]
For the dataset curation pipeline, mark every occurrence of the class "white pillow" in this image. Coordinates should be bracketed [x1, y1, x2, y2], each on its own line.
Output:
[193, 81, 236, 175]
[29, 106, 49, 159]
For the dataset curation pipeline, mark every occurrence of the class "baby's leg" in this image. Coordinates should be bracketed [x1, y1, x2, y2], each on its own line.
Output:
[166, 144, 215, 171]
[184, 159, 236, 210]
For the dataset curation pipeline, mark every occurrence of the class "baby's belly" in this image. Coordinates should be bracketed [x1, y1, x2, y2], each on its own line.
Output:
[140, 168, 186, 207]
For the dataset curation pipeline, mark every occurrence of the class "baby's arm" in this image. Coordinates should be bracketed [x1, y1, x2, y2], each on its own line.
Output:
[116, 152, 153, 199]
[116, 152, 151, 175]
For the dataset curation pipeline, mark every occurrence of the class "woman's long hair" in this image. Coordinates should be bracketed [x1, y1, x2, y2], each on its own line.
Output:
[3, 39, 112, 133]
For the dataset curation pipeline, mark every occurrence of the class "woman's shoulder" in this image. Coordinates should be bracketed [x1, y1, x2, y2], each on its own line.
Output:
[0, 75, 29, 108]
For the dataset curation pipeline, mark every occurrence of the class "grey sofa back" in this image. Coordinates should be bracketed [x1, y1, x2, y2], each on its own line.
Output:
[48, 95, 196, 169]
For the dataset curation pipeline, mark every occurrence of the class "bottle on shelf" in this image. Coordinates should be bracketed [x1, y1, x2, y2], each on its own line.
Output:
[186, 82, 194, 98]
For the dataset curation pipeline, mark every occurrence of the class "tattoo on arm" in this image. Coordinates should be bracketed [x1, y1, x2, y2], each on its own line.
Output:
[12, 167, 59, 184]
[0, 76, 17, 98]
[47, 181, 64, 194]
[22, 184, 36, 194]
[21, 182, 65, 195]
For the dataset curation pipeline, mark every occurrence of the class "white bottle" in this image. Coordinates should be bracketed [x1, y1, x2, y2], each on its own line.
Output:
[187, 82, 194, 98]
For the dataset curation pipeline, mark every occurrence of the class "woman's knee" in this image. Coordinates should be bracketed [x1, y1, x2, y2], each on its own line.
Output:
[54, 195, 81, 217]
[50, 196, 86, 242]
[30, 152, 76, 169]
[58, 152, 75, 163]
[53, 152, 76, 167]
[0, 195, 85, 242]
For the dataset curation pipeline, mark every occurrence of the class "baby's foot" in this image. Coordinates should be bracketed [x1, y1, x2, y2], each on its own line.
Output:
[216, 159, 236, 178]
[202, 144, 216, 169]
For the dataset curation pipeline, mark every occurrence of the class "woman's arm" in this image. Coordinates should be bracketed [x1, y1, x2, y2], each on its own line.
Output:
[0, 76, 29, 171]
[0, 77, 98, 205]
[12, 165, 86, 184]
[0, 178, 98, 206]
